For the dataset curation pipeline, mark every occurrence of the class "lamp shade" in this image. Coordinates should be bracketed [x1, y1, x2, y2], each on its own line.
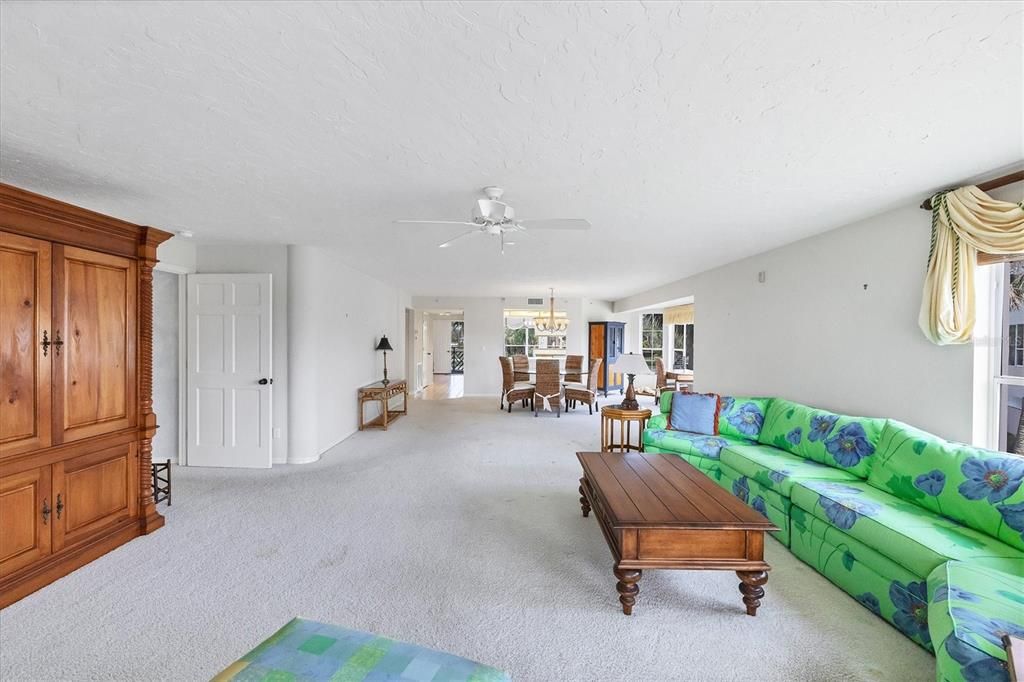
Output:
[610, 352, 651, 375]
[375, 335, 394, 352]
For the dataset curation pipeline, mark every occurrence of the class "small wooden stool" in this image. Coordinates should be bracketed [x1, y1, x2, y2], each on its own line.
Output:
[152, 460, 171, 506]
[600, 406, 652, 453]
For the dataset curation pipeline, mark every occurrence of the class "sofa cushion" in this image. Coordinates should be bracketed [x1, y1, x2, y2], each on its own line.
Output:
[717, 397, 772, 441]
[642, 429, 750, 460]
[928, 561, 1024, 681]
[790, 480, 1024, 577]
[758, 398, 885, 478]
[721, 444, 861, 496]
[868, 420, 1024, 554]
[648, 412, 668, 430]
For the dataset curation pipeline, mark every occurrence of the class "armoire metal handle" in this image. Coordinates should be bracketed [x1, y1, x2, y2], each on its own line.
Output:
[53, 330, 63, 357]
[56, 494, 63, 520]
[40, 330, 50, 357]
[42, 498, 50, 525]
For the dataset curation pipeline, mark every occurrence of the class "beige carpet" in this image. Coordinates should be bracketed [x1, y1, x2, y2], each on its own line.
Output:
[0, 397, 934, 681]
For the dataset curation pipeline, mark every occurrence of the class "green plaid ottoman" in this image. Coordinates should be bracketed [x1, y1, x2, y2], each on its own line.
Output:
[213, 618, 510, 682]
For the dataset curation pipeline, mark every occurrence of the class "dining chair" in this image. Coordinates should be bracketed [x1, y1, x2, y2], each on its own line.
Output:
[500, 356, 534, 412]
[564, 354, 584, 384]
[636, 356, 673, 405]
[533, 359, 562, 418]
[565, 358, 602, 414]
[512, 354, 530, 382]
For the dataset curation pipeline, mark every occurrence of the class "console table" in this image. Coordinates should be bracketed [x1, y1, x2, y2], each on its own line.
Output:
[358, 380, 408, 431]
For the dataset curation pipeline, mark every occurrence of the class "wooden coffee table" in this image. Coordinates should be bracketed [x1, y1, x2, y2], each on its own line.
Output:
[577, 451, 778, 616]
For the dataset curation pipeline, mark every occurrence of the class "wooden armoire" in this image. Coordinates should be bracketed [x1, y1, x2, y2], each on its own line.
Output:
[0, 183, 171, 607]
[588, 321, 626, 397]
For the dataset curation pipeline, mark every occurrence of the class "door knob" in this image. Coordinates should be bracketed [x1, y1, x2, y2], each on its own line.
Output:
[258, 378, 273, 385]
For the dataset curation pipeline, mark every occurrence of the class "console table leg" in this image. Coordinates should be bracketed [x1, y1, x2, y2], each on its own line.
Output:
[579, 482, 591, 517]
[614, 567, 641, 615]
[737, 570, 768, 616]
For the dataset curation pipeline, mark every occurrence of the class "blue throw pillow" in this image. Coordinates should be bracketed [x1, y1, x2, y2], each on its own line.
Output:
[668, 392, 721, 435]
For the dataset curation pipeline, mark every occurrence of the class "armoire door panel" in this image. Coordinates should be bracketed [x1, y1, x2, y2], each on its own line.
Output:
[52, 443, 137, 551]
[55, 245, 137, 442]
[0, 465, 52, 578]
[0, 232, 51, 457]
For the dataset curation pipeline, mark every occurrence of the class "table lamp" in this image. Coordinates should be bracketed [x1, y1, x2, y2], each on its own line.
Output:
[375, 335, 394, 384]
[610, 352, 651, 410]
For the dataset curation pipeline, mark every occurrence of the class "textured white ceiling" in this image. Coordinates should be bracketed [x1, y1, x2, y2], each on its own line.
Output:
[1, 1, 1021, 299]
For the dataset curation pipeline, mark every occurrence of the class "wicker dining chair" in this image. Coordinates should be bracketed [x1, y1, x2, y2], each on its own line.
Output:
[636, 356, 673, 405]
[564, 354, 584, 384]
[500, 356, 534, 412]
[564, 358, 602, 414]
[533, 359, 563, 418]
[512, 354, 530, 382]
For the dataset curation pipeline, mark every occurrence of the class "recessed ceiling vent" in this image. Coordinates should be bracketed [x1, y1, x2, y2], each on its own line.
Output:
[527, 298, 544, 306]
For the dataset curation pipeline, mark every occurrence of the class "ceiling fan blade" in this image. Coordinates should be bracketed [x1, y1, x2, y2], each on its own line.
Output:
[438, 229, 480, 249]
[515, 218, 591, 230]
[395, 220, 478, 227]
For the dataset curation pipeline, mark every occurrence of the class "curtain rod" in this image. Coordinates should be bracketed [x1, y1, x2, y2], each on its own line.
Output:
[920, 169, 1024, 210]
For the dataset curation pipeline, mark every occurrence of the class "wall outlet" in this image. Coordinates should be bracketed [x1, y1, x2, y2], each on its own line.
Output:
[273, 428, 282, 439]
[758, 271, 766, 283]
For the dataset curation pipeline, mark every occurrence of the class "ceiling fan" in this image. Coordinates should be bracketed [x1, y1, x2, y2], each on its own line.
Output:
[394, 186, 590, 254]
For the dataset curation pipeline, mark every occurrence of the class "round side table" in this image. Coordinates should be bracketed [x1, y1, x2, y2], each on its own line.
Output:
[600, 406, 653, 453]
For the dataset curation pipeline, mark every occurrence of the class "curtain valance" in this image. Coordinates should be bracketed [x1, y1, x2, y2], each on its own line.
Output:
[919, 185, 1024, 345]
[664, 304, 694, 325]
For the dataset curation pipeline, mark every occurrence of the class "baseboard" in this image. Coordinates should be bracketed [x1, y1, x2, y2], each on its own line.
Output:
[286, 428, 357, 465]
[285, 455, 321, 465]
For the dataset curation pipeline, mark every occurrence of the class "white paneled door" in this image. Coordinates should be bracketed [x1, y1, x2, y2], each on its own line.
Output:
[186, 274, 272, 468]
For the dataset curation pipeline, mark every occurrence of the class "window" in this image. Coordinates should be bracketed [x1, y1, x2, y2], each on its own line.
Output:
[504, 321, 537, 357]
[641, 313, 663, 370]
[1009, 323, 1024, 367]
[671, 323, 694, 371]
[996, 261, 1024, 453]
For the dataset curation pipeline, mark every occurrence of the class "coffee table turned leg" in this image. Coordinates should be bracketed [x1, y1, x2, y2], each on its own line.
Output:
[614, 567, 641, 615]
[579, 483, 591, 517]
[737, 571, 768, 616]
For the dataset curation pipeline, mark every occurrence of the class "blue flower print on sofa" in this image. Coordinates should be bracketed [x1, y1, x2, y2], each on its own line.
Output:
[914, 469, 946, 497]
[998, 501, 1024, 540]
[945, 637, 1010, 682]
[932, 585, 981, 604]
[958, 457, 1024, 503]
[950, 607, 1024, 649]
[733, 476, 750, 503]
[695, 436, 730, 458]
[856, 592, 881, 616]
[891, 580, 930, 645]
[819, 496, 881, 530]
[808, 414, 839, 443]
[786, 427, 802, 445]
[727, 403, 764, 437]
[824, 422, 876, 467]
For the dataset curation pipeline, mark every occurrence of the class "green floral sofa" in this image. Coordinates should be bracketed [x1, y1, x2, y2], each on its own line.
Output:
[643, 394, 1024, 682]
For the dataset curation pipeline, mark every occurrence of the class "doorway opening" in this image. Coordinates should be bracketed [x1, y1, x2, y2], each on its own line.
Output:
[420, 309, 465, 400]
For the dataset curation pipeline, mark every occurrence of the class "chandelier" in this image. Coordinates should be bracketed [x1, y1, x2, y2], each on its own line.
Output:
[534, 288, 569, 333]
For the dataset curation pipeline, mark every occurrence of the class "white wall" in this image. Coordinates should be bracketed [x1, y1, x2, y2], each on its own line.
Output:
[151, 270, 179, 463]
[613, 196, 1013, 443]
[196, 244, 290, 462]
[289, 245, 410, 463]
